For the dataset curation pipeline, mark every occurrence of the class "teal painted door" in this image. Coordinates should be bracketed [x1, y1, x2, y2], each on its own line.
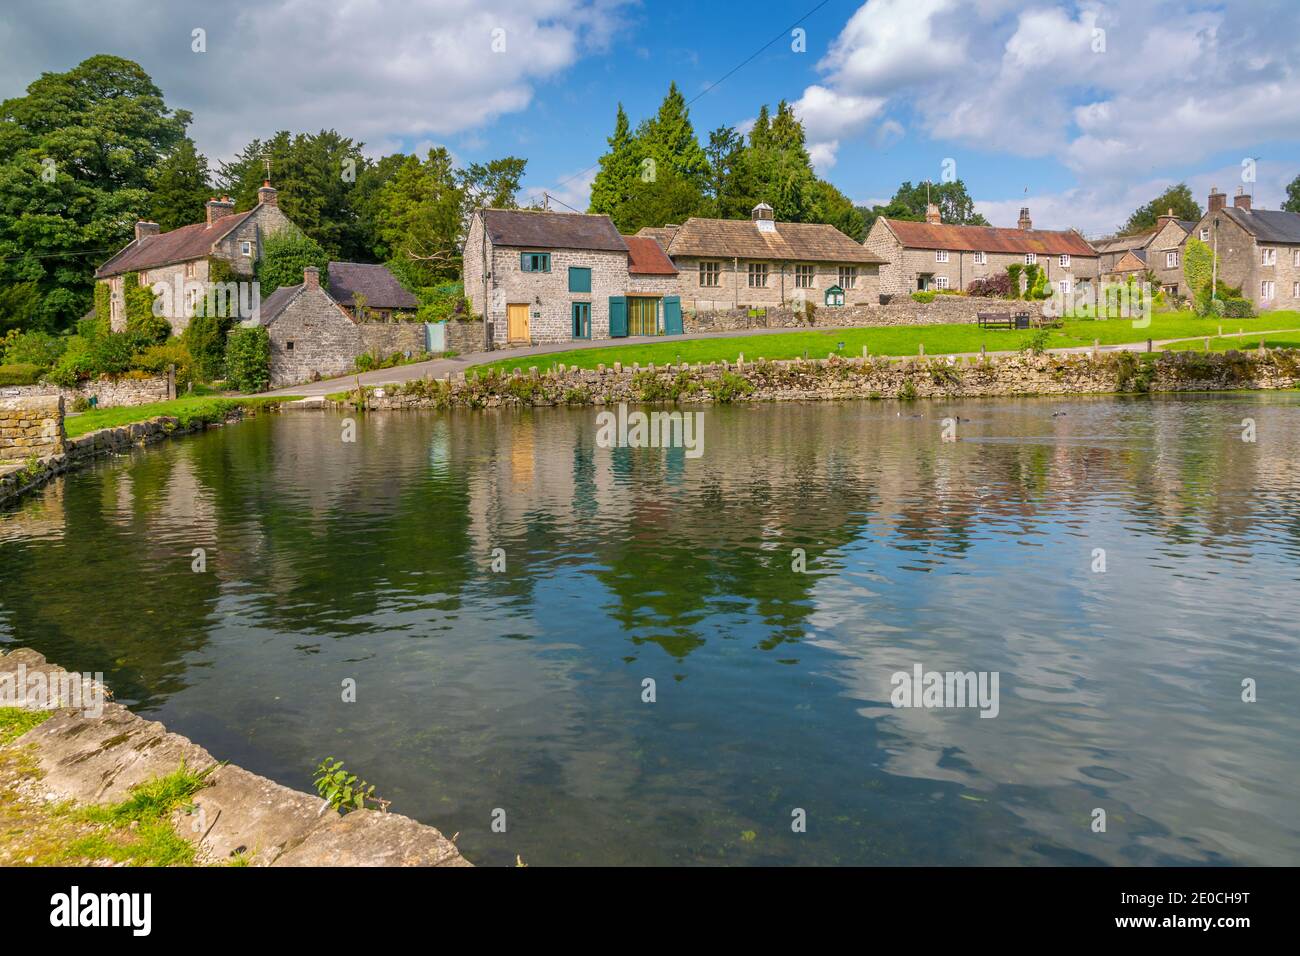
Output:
[572, 302, 591, 339]
[608, 296, 628, 338]
[663, 295, 683, 335]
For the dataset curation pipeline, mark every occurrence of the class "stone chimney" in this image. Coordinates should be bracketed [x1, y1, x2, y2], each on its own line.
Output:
[257, 180, 278, 206]
[752, 201, 776, 233]
[1018, 207, 1033, 231]
[1156, 207, 1176, 229]
[925, 202, 941, 225]
[135, 221, 160, 242]
[1233, 186, 1251, 211]
[303, 266, 320, 289]
[206, 196, 236, 226]
[1208, 186, 1226, 213]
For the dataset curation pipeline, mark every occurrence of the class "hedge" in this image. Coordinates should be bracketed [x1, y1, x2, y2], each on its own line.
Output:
[0, 363, 42, 386]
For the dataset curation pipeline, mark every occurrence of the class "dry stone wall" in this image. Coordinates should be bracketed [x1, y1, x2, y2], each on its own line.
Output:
[0, 396, 64, 461]
[1, 373, 172, 409]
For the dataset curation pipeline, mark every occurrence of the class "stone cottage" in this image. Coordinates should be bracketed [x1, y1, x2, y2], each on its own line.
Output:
[94, 182, 296, 334]
[643, 203, 885, 313]
[464, 208, 633, 346]
[1190, 187, 1300, 310]
[1095, 211, 1197, 296]
[865, 205, 1099, 298]
[250, 267, 363, 388]
[327, 261, 419, 322]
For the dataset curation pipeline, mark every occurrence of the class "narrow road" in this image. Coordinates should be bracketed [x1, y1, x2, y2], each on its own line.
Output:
[256, 325, 1300, 400]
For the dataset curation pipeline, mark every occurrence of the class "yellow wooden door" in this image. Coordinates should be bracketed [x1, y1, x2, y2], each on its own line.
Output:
[507, 303, 530, 342]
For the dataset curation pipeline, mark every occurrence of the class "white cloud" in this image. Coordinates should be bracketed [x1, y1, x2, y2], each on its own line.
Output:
[0, 0, 632, 162]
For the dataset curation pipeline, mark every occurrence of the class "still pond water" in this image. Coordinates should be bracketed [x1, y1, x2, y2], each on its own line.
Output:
[2, 396, 1299, 866]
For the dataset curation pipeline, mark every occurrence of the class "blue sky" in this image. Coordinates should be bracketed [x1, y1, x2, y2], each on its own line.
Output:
[2, 0, 1298, 236]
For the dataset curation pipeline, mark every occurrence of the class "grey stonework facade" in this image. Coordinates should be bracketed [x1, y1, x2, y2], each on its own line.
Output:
[673, 257, 880, 312]
[865, 217, 1099, 298]
[1147, 218, 1193, 296]
[1190, 189, 1300, 311]
[464, 211, 630, 346]
[257, 269, 363, 388]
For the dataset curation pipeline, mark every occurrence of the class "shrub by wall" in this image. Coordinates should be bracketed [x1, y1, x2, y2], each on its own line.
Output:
[225, 326, 271, 393]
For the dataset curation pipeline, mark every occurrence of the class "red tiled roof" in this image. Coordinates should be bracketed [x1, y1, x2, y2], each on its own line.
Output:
[883, 219, 1097, 257]
[95, 211, 253, 278]
[622, 235, 677, 275]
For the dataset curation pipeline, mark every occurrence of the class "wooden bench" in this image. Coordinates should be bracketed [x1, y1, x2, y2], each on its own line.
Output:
[977, 312, 1015, 330]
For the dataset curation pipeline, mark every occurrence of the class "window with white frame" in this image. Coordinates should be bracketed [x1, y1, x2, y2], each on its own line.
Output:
[1260, 280, 1275, 300]
[1261, 247, 1276, 265]
[935, 276, 949, 290]
[699, 261, 721, 287]
[1200, 228, 1209, 240]
[794, 264, 815, 288]
[1294, 249, 1300, 267]
[240, 240, 252, 257]
[1025, 253, 1036, 265]
[185, 261, 196, 278]
[1293, 281, 1300, 298]
[838, 266, 857, 289]
[1059, 279, 1071, 296]
[1059, 254, 1070, 267]
[936, 250, 949, 263]
[748, 262, 768, 288]
[973, 251, 986, 265]
[1166, 250, 1179, 268]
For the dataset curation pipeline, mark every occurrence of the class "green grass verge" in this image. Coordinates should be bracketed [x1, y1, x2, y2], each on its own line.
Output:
[65, 396, 297, 438]
[0, 707, 51, 744]
[467, 311, 1300, 376]
[1160, 329, 1300, 352]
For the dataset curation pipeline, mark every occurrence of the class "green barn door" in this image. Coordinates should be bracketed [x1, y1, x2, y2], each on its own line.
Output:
[663, 295, 683, 335]
[608, 296, 627, 338]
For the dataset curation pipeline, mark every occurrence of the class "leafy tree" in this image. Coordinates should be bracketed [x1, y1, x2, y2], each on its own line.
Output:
[810, 180, 866, 241]
[589, 104, 643, 219]
[861, 180, 989, 230]
[0, 55, 191, 330]
[1283, 173, 1300, 214]
[225, 326, 271, 393]
[148, 139, 211, 231]
[217, 130, 371, 259]
[702, 125, 746, 219]
[458, 156, 526, 219]
[374, 148, 463, 284]
[256, 232, 329, 296]
[1121, 183, 1202, 234]
[0, 282, 42, 334]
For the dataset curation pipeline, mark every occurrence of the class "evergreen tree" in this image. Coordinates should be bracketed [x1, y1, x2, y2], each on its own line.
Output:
[148, 139, 211, 231]
[638, 82, 708, 182]
[589, 104, 643, 217]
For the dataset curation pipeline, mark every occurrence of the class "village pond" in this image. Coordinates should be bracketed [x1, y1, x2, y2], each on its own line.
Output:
[1, 395, 1298, 866]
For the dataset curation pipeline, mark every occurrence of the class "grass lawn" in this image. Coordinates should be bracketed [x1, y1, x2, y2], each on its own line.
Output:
[64, 396, 294, 438]
[1161, 329, 1300, 352]
[468, 310, 1300, 375]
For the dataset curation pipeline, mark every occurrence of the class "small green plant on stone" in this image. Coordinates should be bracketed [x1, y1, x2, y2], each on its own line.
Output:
[898, 380, 918, 401]
[708, 370, 754, 403]
[563, 386, 591, 404]
[1019, 330, 1051, 355]
[313, 757, 388, 814]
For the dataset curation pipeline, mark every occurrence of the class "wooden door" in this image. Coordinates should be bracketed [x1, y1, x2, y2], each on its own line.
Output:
[507, 303, 529, 343]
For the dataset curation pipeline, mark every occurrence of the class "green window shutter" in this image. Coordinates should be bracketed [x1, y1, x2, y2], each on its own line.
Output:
[568, 267, 591, 293]
[608, 296, 627, 337]
[663, 296, 682, 335]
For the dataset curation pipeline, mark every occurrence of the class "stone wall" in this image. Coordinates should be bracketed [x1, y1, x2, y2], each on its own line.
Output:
[358, 322, 426, 358]
[354, 348, 1300, 412]
[685, 295, 1045, 333]
[0, 395, 64, 461]
[446, 318, 487, 355]
[2, 373, 173, 409]
[265, 287, 364, 387]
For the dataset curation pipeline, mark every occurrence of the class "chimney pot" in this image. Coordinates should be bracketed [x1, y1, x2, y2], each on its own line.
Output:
[1018, 207, 1032, 231]
[257, 181, 278, 206]
[1233, 189, 1252, 210]
[925, 202, 941, 225]
[1208, 187, 1226, 213]
[205, 197, 236, 226]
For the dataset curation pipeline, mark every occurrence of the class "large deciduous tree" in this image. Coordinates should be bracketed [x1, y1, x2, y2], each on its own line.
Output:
[0, 55, 191, 329]
[1121, 183, 1202, 234]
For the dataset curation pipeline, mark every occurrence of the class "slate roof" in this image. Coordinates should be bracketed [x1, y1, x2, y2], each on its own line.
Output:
[96, 211, 253, 278]
[885, 219, 1097, 257]
[327, 261, 418, 310]
[1219, 207, 1300, 244]
[623, 236, 677, 275]
[481, 209, 627, 252]
[1092, 229, 1155, 254]
[665, 217, 886, 264]
[636, 226, 680, 247]
[253, 284, 303, 326]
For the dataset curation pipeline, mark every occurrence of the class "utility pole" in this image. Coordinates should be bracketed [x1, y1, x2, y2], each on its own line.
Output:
[543, 191, 550, 211]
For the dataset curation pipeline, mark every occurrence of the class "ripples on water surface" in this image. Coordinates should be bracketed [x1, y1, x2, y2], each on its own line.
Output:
[2, 394, 1298, 866]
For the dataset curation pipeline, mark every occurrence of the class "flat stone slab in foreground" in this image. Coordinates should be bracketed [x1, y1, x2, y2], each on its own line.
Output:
[0, 648, 469, 867]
